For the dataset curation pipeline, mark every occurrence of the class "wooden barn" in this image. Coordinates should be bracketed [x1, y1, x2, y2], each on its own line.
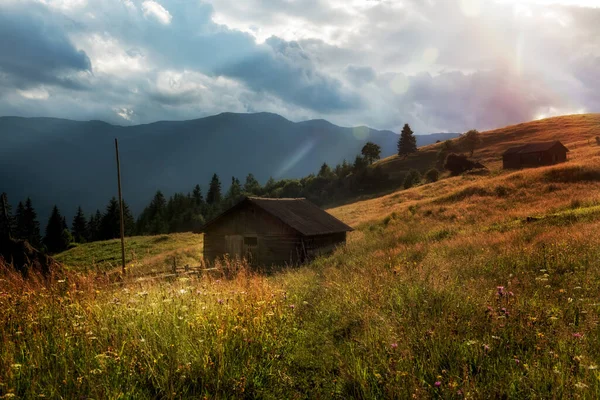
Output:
[502, 141, 569, 169]
[201, 197, 353, 266]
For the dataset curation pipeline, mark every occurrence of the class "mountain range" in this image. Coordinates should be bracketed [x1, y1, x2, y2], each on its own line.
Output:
[0, 112, 458, 223]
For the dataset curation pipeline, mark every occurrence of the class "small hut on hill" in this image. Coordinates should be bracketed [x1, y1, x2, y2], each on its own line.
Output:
[201, 197, 353, 266]
[502, 141, 569, 169]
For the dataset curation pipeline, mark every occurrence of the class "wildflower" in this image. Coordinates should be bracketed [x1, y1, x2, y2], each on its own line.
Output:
[391, 342, 398, 349]
[515, 359, 520, 365]
[457, 389, 463, 396]
[434, 381, 441, 388]
[573, 333, 583, 339]
[217, 299, 224, 304]
[483, 344, 490, 352]
[289, 304, 295, 310]
[508, 291, 514, 297]
[496, 286, 505, 296]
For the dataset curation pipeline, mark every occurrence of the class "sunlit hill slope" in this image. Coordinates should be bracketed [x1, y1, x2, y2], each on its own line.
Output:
[3, 114, 600, 398]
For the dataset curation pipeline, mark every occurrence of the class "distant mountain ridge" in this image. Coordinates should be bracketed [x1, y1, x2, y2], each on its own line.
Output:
[0, 112, 459, 223]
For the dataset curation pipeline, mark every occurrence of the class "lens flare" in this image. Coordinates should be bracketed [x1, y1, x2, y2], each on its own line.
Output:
[422, 47, 439, 65]
[353, 126, 369, 140]
[460, 0, 481, 17]
[390, 73, 410, 95]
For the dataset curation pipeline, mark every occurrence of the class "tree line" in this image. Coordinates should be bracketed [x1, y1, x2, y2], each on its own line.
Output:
[0, 124, 481, 254]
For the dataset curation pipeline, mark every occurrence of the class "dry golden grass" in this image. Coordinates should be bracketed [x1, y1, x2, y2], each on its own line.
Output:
[374, 113, 600, 179]
[4, 114, 600, 398]
[331, 114, 600, 226]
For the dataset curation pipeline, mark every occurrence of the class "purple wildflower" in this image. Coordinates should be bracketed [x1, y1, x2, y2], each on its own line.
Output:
[573, 333, 583, 338]
[289, 304, 295, 310]
[483, 344, 490, 352]
[434, 381, 441, 388]
[391, 342, 398, 349]
[217, 298, 224, 304]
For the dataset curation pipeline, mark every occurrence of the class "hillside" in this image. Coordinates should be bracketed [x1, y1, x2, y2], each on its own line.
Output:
[375, 113, 600, 180]
[55, 232, 203, 275]
[3, 114, 600, 397]
[0, 112, 457, 224]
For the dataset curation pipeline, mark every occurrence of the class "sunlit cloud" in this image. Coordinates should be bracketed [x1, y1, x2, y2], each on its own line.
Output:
[17, 87, 50, 100]
[142, 0, 172, 25]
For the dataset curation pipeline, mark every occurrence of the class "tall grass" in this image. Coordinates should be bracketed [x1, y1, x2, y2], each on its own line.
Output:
[3, 211, 600, 398]
[4, 128, 600, 398]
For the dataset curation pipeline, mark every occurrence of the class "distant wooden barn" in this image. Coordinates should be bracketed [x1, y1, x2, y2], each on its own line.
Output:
[502, 141, 569, 169]
[201, 197, 353, 266]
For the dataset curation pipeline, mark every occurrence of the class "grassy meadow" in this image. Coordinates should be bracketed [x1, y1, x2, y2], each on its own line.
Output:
[54, 233, 203, 275]
[2, 114, 600, 398]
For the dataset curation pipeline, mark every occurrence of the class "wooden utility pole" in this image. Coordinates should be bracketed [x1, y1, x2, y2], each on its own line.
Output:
[115, 138, 126, 275]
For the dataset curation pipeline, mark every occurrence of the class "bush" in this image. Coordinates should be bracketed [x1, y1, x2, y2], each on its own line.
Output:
[403, 169, 422, 189]
[494, 185, 510, 197]
[424, 168, 440, 183]
[444, 153, 486, 176]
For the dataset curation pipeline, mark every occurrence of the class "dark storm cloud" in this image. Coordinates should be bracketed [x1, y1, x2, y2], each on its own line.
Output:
[0, 5, 91, 90]
[218, 37, 362, 112]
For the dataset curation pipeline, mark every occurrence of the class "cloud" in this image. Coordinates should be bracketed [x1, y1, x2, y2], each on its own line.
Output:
[0, 0, 599, 133]
[0, 3, 91, 90]
[219, 37, 362, 112]
[141, 0, 172, 25]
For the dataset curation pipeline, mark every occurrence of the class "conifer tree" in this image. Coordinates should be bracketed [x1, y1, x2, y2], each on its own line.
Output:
[263, 177, 277, 196]
[71, 206, 88, 243]
[243, 173, 261, 195]
[0, 192, 14, 238]
[397, 123, 417, 158]
[136, 191, 168, 235]
[122, 200, 136, 236]
[44, 205, 70, 254]
[206, 174, 222, 205]
[87, 210, 102, 242]
[21, 198, 41, 247]
[100, 197, 121, 240]
[192, 184, 204, 206]
[318, 162, 333, 178]
[361, 142, 381, 165]
[14, 201, 26, 240]
[225, 177, 243, 207]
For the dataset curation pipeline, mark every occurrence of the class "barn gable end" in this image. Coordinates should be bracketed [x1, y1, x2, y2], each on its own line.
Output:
[201, 197, 353, 267]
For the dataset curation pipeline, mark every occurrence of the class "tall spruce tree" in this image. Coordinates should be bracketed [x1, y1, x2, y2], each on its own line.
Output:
[100, 197, 121, 240]
[14, 201, 26, 240]
[71, 206, 88, 243]
[0, 192, 14, 238]
[122, 200, 136, 236]
[22, 198, 41, 247]
[206, 174, 222, 205]
[225, 176, 243, 207]
[44, 205, 70, 254]
[397, 123, 417, 158]
[136, 191, 168, 235]
[87, 210, 102, 242]
[192, 184, 204, 206]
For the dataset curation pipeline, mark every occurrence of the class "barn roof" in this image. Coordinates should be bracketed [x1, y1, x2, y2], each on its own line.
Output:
[502, 141, 569, 156]
[201, 197, 354, 236]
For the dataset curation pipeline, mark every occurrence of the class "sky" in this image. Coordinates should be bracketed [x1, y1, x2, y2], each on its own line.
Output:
[0, 0, 598, 133]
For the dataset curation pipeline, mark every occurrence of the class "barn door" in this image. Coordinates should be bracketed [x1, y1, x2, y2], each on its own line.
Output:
[226, 235, 244, 259]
